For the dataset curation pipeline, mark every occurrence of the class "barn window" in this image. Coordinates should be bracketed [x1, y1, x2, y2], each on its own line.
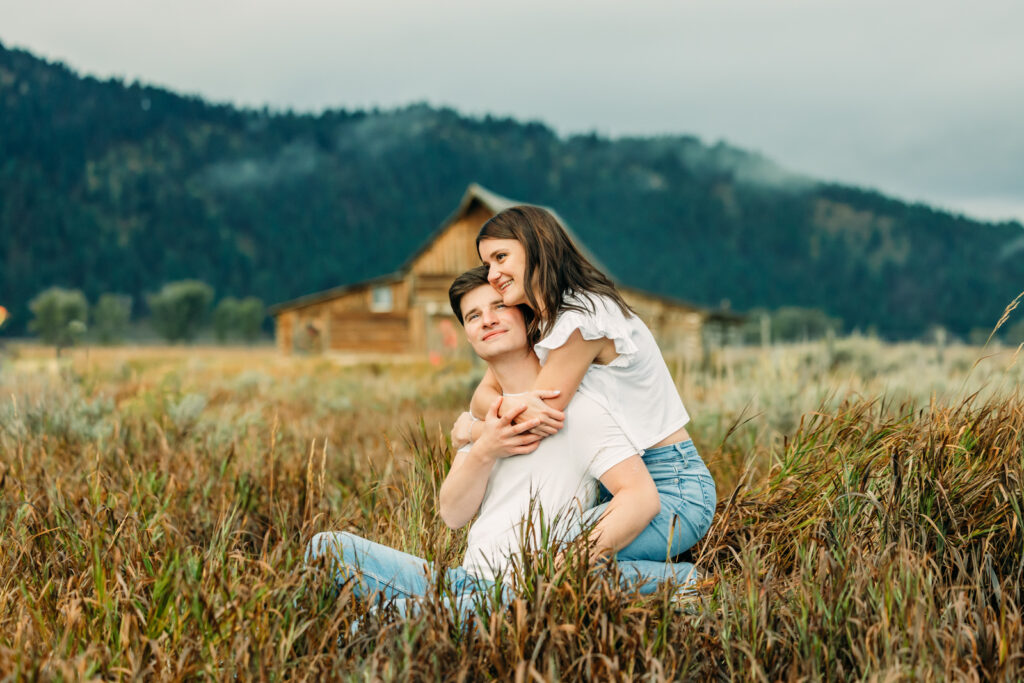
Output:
[370, 286, 393, 312]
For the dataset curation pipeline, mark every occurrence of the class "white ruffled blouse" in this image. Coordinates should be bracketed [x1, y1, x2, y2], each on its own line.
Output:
[534, 292, 690, 454]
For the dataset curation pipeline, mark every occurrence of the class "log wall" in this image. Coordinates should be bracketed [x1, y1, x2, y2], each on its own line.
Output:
[275, 311, 294, 354]
[328, 311, 410, 354]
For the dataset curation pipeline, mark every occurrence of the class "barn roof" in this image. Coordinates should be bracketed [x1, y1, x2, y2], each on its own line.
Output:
[398, 183, 616, 279]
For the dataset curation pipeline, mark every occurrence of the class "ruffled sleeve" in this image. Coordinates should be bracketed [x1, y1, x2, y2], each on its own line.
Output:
[534, 293, 638, 368]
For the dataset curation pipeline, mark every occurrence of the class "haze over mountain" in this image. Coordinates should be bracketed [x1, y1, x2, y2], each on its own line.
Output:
[2, 41, 1021, 339]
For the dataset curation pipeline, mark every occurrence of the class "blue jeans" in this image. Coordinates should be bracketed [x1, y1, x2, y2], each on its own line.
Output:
[306, 531, 499, 619]
[306, 531, 700, 619]
[584, 440, 716, 562]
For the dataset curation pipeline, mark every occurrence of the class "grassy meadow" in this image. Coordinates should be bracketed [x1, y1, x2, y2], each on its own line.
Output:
[0, 337, 1022, 680]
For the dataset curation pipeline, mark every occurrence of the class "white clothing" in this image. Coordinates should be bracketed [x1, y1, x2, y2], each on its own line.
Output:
[461, 391, 636, 582]
[534, 292, 690, 454]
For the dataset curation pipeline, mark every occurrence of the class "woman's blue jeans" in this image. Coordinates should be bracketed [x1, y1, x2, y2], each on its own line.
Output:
[583, 440, 716, 562]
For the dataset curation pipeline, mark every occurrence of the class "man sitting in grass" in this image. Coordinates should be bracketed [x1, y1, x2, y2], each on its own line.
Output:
[306, 266, 697, 615]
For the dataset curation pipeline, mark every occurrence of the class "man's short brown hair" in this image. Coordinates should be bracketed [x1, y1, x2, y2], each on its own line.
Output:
[448, 266, 491, 325]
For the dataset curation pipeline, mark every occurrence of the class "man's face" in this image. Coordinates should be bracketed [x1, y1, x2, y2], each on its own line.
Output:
[460, 284, 528, 361]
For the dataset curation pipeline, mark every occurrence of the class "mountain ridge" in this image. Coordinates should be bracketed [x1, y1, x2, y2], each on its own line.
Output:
[1, 40, 1021, 339]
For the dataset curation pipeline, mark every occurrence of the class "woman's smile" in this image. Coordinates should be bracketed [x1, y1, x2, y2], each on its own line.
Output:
[478, 238, 529, 307]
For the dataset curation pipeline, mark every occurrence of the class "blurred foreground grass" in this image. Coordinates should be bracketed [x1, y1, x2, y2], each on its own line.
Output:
[0, 338, 1021, 679]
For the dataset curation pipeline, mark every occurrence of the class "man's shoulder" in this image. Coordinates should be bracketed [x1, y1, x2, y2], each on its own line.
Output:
[564, 390, 618, 438]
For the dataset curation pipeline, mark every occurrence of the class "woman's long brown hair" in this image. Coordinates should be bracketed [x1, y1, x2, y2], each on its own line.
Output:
[476, 205, 633, 342]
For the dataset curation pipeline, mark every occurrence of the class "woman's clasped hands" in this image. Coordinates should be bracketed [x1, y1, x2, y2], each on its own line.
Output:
[451, 389, 565, 450]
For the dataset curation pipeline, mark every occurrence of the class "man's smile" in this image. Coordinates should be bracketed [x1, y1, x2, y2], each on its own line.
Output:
[482, 329, 507, 341]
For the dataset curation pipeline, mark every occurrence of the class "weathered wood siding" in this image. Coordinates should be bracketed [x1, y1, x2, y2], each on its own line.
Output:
[275, 311, 295, 354]
[328, 311, 410, 354]
[623, 289, 704, 360]
[409, 203, 491, 277]
[322, 280, 409, 314]
[279, 280, 411, 353]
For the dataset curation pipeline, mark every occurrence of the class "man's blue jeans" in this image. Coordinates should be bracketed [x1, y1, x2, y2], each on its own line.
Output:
[306, 531, 699, 618]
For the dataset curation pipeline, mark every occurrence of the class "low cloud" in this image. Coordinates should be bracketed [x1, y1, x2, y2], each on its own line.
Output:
[202, 141, 319, 190]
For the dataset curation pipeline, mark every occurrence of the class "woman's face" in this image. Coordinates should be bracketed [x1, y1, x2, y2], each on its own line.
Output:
[478, 238, 529, 307]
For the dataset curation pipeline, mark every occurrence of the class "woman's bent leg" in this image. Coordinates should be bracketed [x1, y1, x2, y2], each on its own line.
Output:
[613, 441, 717, 561]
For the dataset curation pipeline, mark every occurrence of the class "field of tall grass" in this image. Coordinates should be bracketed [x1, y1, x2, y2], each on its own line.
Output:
[1, 337, 1022, 679]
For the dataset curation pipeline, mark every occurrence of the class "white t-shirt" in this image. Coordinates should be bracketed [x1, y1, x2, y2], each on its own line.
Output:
[461, 391, 637, 582]
[534, 292, 690, 454]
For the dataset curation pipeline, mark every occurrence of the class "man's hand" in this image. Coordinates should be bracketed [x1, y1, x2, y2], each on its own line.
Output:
[451, 411, 475, 449]
[474, 397, 544, 460]
[496, 390, 565, 437]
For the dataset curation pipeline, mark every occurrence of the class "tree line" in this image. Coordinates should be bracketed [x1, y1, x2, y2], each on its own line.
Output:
[730, 306, 1024, 346]
[21, 283, 1022, 355]
[26, 281, 265, 354]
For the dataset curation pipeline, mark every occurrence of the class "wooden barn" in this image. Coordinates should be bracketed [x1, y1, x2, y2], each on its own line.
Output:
[270, 184, 715, 360]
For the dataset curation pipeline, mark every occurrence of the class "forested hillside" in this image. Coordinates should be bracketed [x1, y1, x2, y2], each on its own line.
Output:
[2, 41, 1021, 338]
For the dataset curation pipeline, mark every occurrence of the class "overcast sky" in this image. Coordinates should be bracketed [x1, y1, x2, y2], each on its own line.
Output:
[2, 0, 1022, 224]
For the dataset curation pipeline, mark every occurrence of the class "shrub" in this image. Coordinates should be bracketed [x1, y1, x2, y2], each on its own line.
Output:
[28, 287, 88, 351]
[771, 307, 842, 342]
[167, 392, 208, 437]
[212, 297, 265, 343]
[147, 280, 214, 342]
[212, 297, 240, 342]
[92, 293, 132, 344]
[235, 297, 265, 342]
[0, 383, 113, 447]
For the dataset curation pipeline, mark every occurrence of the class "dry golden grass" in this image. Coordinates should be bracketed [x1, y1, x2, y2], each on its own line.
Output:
[0, 339, 1021, 679]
